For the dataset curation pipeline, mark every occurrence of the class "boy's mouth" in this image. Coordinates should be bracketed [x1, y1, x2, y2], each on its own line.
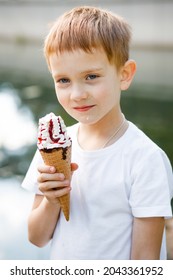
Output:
[73, 105, 95, 112]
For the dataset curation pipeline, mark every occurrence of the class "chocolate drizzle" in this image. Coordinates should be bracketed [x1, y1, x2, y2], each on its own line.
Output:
[62, 147, 68, 160]
[41, 147, 68, 160]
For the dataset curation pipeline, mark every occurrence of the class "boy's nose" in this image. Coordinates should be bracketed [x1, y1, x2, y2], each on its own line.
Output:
[70, 84, 88, 101]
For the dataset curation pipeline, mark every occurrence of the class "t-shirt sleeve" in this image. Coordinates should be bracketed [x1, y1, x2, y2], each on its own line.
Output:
[21, 149, 43, 195]
[129, 149, 173, 218]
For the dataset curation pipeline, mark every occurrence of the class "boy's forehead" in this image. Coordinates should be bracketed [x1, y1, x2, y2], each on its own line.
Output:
[49, 48, 111, 75]
[50, 47, 109, 65]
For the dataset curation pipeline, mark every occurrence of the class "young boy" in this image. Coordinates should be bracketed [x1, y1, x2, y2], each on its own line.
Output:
[22, 6, 173, 259]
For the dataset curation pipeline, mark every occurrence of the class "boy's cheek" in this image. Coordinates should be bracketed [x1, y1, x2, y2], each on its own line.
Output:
[55, 91, 68, 109]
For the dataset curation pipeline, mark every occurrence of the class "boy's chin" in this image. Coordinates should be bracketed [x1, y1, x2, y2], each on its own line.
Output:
[75, 115, 97, 125]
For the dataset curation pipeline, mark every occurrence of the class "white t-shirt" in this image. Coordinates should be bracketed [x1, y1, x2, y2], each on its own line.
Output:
[22, 121, 173, 259]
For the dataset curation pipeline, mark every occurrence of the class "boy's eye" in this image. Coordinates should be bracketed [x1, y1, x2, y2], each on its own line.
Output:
[57, 78, 70, 84]
[86, 74, 98, 80]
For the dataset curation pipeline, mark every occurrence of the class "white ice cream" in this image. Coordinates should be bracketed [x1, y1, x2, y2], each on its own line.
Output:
[37, 112, 71, 149]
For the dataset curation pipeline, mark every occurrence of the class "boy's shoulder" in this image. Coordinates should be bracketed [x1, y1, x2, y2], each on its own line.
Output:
[127, 121, 160, 150]
[125, 121, 168, 163]
[126, 121, 173, 198]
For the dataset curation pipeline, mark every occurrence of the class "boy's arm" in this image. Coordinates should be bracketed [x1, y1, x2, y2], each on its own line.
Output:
[28, 194, 61, 247]
[27, 163, 78, 247]
[166, 218, 173, 259]
[130, 217, 165, 259]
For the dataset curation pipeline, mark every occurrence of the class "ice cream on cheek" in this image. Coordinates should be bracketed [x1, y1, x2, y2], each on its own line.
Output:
[37, 112, 72, 221]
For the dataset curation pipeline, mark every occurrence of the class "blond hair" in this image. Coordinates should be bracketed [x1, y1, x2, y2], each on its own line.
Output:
[44, 6, 131, 69]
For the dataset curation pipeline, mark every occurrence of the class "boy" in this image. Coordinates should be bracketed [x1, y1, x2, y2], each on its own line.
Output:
[22, 6, 173, 259]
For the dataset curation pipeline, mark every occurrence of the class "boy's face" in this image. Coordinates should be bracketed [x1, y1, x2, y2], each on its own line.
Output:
[49, 48, 123, 125]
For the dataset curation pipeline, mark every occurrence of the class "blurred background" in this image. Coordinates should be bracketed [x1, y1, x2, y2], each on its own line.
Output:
[0, 0, 173, 259]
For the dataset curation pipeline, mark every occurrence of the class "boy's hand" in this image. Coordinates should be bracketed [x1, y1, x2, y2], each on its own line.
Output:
[37, 163, 78, 204]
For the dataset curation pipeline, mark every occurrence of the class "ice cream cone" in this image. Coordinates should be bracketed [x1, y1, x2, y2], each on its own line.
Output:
[40, 146, 71, 221]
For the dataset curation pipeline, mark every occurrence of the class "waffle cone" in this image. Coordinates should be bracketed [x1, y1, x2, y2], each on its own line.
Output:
[40, 146, 71, 221]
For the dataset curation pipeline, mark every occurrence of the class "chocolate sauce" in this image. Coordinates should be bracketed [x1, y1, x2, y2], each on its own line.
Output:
[62, 147, 68, 160]
[42, 147, 68, 160]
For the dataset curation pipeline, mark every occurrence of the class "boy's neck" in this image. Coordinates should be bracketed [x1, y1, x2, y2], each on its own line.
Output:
[77, 112, 128, 150]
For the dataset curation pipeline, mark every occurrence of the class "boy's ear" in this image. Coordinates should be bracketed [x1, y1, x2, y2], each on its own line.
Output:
[120, 60, 136, 91]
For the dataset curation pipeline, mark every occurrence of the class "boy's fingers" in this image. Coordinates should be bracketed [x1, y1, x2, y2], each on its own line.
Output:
[37, 163, 78, 183]
[38, 163, 78, 173]
[37, 172, 65, 183]
[43, 186, 71, 203]
[39, 180, 70, 192]
[71, 163, 78, 172]
[54, 187, 71, 198]
[37, 165, 56, 174]
[37, 163, 78, 174]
